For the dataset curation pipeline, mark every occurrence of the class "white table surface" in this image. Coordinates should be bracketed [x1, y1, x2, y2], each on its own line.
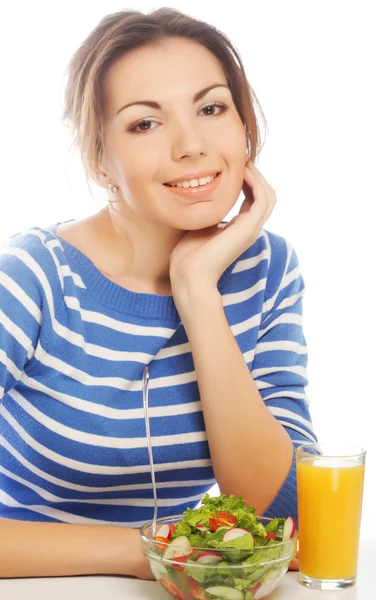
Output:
[1, 538, 374, 600]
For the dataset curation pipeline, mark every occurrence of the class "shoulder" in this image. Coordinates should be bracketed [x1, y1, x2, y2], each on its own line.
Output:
[0, 225, 65, 297]
[1, 224, 61, 257]
[230, 228, 303, 299]
[233, 228, 299, 274]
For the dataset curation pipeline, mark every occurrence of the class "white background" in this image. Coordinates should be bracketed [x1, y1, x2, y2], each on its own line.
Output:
[1, 1, 375, 539]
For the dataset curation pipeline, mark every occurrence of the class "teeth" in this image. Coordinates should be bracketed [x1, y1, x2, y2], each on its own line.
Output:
[167, 173, 218, 188]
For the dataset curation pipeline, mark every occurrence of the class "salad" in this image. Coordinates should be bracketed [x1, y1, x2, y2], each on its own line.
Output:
[147, 492, 297, 600]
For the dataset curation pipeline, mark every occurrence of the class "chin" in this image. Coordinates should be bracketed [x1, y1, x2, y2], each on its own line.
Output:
[171, 204, 234, 231]
[177, 214, 227, 231]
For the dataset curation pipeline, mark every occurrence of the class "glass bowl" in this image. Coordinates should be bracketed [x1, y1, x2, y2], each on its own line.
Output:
[140, 514, 298, 600]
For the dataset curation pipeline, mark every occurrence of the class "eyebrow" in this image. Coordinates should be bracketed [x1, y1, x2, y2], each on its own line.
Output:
[115, 83, 230, 116]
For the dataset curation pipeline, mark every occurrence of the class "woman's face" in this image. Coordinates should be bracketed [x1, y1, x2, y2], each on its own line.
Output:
[100, 36, 248, 231]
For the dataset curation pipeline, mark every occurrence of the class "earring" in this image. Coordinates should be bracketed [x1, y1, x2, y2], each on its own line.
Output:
[109, 183, 119, 193]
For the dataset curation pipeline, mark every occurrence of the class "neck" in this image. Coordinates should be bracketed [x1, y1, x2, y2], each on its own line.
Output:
[94, 205, 185, 294]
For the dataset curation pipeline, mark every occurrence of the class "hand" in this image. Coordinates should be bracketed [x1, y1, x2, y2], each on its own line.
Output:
[131, 555, 155, 580]
[169, 160, 277, 292]
[288, 550, 300, 571]
[125, 529, 155, 580]
[288, 534, 299, 571]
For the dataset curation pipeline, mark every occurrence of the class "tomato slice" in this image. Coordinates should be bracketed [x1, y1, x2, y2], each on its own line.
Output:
[169, 523, 177, 536]
[209, 510, 237, 531]
[215, 511, 238, 527]
[189, 580, 210, 600]
[265, 532, 276, 540]
[160, 578, 185, 600]
[154, 536, 170, 552]
[209, 517, 220, 532]
[170, 552, 195, 572]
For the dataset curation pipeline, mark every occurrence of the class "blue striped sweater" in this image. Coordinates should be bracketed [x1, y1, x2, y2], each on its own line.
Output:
[0, 224, 317, 528]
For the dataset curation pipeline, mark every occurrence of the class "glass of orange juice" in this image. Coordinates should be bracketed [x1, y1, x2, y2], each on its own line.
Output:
[296, 443, 366, 591]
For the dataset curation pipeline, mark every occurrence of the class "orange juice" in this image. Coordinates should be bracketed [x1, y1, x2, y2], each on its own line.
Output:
[297, 458, 365, 580]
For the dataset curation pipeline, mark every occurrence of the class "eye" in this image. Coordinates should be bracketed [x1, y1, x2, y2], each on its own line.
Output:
[128, 119, 159, 133]
[128, 102, 230, 133]
[200, 102, 230, 116]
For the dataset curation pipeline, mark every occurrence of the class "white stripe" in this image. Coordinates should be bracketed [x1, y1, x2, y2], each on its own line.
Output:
[0, 386, 4, 400]
[0, 309, 34, 361]
[276, 290, 304, 311]
[47, 245, 64, 290]
[0, 435, 213, 492]
[243, 348, 255, 363]
[28, 229, 64, 290]
[252, 365, 307, 379]
[27, 228, 48, 242]
[231, 313, 261, 336]
[255, 340, 307, 355]
[262, 390, 308, 402]
[33, 343, 198, 392]
[157, 342, 191, 359]
[8, 388, 207, 449]
[281, 266, 300, 291]
[150, 371, 197, 389]
[0, 272, 42, 324]
[254, 380, 274, 390]
[46, 239, 62, 249]
[0, 489, 198, 526]
[0, 404, 207, 472]
[273, 420, 316, 442]
[22, 375, 201, 419]
[258, 313, 303, 339]
[262, 230, 271, 269]
[46, 238, 86, 287]
[0, 349, 23, 381]
[232, 248, 269, 273]
[261, 296, 274, 315]
[243, 340, 306, 365]
[63, 295, 175, 338]
[60, 265, 86, 288]
[0, 467, 208, 508]
[222, 278, 267, 307]
[268, 406, 314, 431]
[261, 237, 293, 314]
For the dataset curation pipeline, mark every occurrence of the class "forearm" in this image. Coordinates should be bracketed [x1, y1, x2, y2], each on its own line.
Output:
[179, 288, 294, 515]
[0, 518, 148, 579]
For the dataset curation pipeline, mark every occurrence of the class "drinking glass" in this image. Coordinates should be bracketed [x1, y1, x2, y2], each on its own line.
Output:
[296, 443, 366, 591]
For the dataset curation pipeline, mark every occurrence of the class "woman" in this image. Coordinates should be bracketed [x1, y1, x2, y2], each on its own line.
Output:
[0, 7, 314, 578]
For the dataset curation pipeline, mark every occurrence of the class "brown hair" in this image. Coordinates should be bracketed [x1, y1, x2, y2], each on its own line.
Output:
[62, 7, 268, 193]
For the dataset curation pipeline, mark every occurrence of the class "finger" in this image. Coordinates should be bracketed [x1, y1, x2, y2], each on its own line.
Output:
[239, 185, 254, 213]
[241, 166, 265, 206]
[244, 167, 277, 220]
[288, 557, 299, 571]
[247, 162, 275, 192]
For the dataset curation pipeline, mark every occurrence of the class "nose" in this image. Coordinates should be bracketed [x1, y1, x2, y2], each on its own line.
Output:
[170, 119, 208, 160]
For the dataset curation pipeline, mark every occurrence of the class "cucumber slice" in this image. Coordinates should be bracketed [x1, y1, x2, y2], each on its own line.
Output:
[253, 578, 280, 599]
[162, 535, 192, 561]
[205, 586, 243, 600]
[149, 558, 168, 581]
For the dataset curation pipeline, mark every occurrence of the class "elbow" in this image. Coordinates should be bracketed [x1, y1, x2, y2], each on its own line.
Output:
[261, 448, 299, 526]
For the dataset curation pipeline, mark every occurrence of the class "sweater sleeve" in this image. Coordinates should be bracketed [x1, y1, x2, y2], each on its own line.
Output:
[0, 237, 44, 400]
[251, 232, 318, 526]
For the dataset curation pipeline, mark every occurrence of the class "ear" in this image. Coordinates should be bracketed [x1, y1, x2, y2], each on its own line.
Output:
[95, 156, 110, 188]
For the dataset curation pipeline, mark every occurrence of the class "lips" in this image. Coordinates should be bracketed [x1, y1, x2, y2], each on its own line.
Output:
[164, 172, 221, 188]
[163, 171, 222, 200]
